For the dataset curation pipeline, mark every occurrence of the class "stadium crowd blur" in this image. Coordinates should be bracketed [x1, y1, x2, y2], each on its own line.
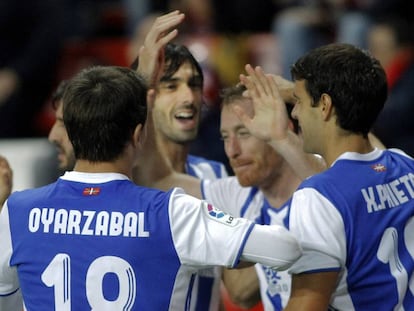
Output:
[1, 0, 412, 154]
[0, 0, 412, 310]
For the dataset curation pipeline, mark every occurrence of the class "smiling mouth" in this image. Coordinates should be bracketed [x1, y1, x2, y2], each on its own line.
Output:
[175, 111, 195, 120]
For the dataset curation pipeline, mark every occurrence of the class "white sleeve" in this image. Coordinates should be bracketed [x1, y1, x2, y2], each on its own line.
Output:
[288, 188, 346, 274]
[168, 188, 301, 270]
[169, 188, 254, 268]
[241, 224, 302, 270]
[0, 202, 24, 310]
[202, 177, 260, 219]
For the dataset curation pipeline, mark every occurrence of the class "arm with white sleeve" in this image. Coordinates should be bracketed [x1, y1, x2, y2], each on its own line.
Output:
[241, 223, 301, 270]
[169, 189, 302, 270]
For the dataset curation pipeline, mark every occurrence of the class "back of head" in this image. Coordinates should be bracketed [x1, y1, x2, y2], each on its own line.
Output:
[291, 43, 388, 136]
[63, 66, 148, 162]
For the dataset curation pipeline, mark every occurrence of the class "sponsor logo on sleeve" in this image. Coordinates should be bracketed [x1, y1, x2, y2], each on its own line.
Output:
[203, 201, 237, 226]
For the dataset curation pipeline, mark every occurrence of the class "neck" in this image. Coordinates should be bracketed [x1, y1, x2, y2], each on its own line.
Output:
[74, 156, 133, 179]
[322, 132, 374, 167]
[260, 164, 302, 209]
[158, 136, 191, 174]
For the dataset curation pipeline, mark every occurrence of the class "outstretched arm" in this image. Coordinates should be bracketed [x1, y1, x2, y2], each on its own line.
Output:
[237, 65, 325, 179]
[132, 11, 202, 198]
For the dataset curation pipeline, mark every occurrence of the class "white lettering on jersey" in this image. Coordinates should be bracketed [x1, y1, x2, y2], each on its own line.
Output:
[28, 208, 150, 237]
[362, 173, 414, 213]
[82, 210, 95, 235]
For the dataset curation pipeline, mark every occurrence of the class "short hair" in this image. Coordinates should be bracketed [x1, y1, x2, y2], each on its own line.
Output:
[291, 43, 387, 136]
[63, 66, 148, 162]
[130, 43, 204, 85]
[220, 83, 246, 107]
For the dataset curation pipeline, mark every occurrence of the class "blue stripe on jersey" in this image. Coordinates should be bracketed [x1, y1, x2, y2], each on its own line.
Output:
[259, 198, 291, 311]
[186, 274, 196, 311]
[186, 154, 226, 311]
[234, 223, 256, 268]
[0, 288, 20, 297]
[297, 149, 414, 310]
[266, 287, 282, 310]
[195, 276, 214, 311]
[241, 187, 259, 218]
[186, 154, 226, 179]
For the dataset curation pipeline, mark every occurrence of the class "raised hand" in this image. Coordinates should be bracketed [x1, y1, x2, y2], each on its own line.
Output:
[136, 11, 185, 87]
[236, 64, 290, 144]
[238, 65, 326, 178]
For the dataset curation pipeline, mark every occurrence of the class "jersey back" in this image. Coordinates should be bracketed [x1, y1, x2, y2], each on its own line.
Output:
[6, 178, 202, 310]
[289, 149, 414, 310]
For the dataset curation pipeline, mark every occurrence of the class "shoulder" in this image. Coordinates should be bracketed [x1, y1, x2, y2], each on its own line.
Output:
[202, 176, 250, 198]
[187, 154, 228, 179]
[187, 154, 224, 166]
[7, 182, 56, 205]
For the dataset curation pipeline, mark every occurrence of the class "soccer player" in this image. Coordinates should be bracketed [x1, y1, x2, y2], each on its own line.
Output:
[135, 81, 323, 311]
[133, 11, 324, 311]
[238, 43, 414, 310]
[0, 64, 302, 310]
[130, 14, 229, 310]
[134, 11, 389, 311]
[130, 43, 228, 180]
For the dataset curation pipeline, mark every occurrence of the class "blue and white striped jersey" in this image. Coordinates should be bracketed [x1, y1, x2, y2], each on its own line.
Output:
[186, 154, 229, 311]
[186, 154, 228, 180]
[202, 177, 291, 311]
[0, 171, 253, 310]
[288, 148, 414, 310]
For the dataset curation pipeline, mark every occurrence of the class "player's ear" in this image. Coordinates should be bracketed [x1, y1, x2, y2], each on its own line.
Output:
[133, 123, 143, 147]
[320, 93, 334, 121]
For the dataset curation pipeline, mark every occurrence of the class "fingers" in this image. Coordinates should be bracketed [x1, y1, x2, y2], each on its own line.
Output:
[137, 11, 185, 86]
[239, 65, 257, 99]
[143, 10, 185, 50]
[240, 64, 284, 103]
[231, 104, 251, 128]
